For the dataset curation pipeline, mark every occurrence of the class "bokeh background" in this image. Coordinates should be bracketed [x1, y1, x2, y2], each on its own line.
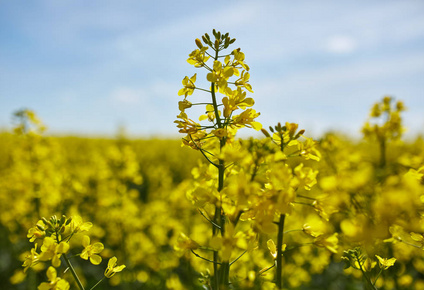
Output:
[1, 0, 424, 138]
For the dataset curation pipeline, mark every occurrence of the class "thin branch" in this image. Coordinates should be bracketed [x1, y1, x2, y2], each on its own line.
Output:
[258, 263, 275, 276]
[62, 254, 85, 290]
[401, 240, 422, 249]
[198, 208, 221, 229]
[199, 62, 213, 72]
[89, 277, 105, 290]
[194, 88, 212, 94]
[188, 134, 220, 167]
[205, 50, 214, 58]
[296, 194, 316, 200]
[192, 102, 214, 106]
[230, 250, 247, 266]
[191, 250, 221, 265]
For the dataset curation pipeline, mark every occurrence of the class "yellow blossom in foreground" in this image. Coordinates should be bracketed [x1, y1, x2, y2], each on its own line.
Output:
[376, 255, 396, 270]
[178, 74, 197, 97]
[69, 216, 92, 234]
[38, 266, 70, 290]
[267, 239, 277, 260]
[104, 256, 126, 278]
[27, 220, 46, 242]
[39, 237, 69, 268]
[314, 233, 338, 254]
[174, 233, 200, 252]
[80, 235, 104, 265]
[22, 244, 39, 272]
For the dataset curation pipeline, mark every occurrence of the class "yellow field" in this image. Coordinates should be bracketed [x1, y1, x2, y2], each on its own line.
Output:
[2, 30, 424, 290]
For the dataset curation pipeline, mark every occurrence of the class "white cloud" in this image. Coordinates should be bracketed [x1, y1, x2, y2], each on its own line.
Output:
[110, 87, 144, 105]
[326, 35, 357, 54]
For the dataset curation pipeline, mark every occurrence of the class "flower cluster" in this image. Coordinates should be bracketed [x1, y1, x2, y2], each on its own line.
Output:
[23, 215, 125, 290]
[175, 30, 261, 154]
[175, 31, 337, 290]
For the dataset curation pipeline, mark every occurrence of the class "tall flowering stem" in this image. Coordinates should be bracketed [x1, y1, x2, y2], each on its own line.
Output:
[175, 30, 261, 289]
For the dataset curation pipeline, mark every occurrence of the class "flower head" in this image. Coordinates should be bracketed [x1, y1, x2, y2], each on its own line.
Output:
[69, 216, 92, 234]
[314, 233, 338, 254]
[104, 256, 126, 278]
[39, 237, 69, 268]
[178, 74, 197, 97]
[22, 244, 40, 272]
[37, 266, 70, 290]
[375, 255, 396, 270]
[27, 220, 46, 242]
[80, 235, 104, 265]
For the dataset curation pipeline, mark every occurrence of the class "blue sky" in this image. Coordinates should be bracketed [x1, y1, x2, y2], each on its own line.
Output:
[1, 0, 423, 138]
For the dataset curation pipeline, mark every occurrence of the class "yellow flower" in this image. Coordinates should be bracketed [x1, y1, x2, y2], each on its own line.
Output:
[296, 137, 321, 161]
[104, 256, 126, 278]
[22, 244, 40, 273]
[231, 109, 261, 130]
[314, 233, 338, 254]
[302, 224, 324, 238]
[232, 49, 249, 70]
[294, 164, 318, 190]
[267, 239, 278, 260]
[178, 99, 192, 112]
[80, 235, 104, 265]
[37, 266, 70, 290]
[222, 87, 254, 117]
[178, 74, 197, 97]
[174, 233, 200, 252]
[39, 237, 69, 268]
[210, 223, 238, 261]
[375, 255, 396, 270]
[27, 220, 46, 242]
[410, 232, 424, 248]
[211, 128, 228, 139]
[174, 117, 202, 135]
[235, 70, 253, 93]
[69, 216, 92, 234]
[187, 47, 210, 68]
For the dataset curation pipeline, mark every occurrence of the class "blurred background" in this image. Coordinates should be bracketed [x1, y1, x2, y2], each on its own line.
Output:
[1, 0, 424, 138]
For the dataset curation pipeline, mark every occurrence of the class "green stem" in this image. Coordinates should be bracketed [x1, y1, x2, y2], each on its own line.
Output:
[356, 255, 378, 290]
[89, 277, 105, 290]
[198, 208, 221, 229]
[230, 250, 247, 266]
[276, 214, 286, 289]
[191, 250, 221, 264]
[212, 206, 220, 289]
[62, 254, 85, 290]
[373, 269, 383, 286]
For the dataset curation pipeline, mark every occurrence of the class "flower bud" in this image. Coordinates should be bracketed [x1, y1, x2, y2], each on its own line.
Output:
[195, 38, 203, 49]
[261, 128, 271, 138]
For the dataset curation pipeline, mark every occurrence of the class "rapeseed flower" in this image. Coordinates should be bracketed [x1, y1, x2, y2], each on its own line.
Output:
[39, 237, 69, 268]
[104, 256, 126, 278]
[375, 255, 396, 270]
[80, 235, 104, 265]
[37, 266, 70, 290]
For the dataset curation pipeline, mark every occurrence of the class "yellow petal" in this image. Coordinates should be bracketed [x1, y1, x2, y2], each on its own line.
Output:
[90, 255, 102, 265]
[92, 242, 104, 253]
[58, 242, 69, 254]
[251, 122, 262, 131]
[82, 235, 90, 248]
[46, 266, 57, 281]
